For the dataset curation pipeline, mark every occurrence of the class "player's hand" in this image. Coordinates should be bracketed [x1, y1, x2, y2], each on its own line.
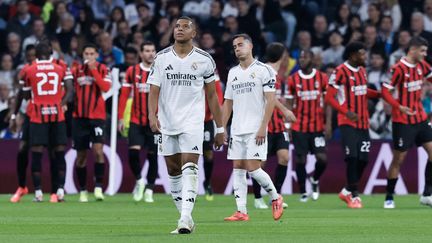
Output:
[324, 123, 332, 140]
[86, 60, 97, 70]
[118, 119, 125, 133]
[149, 114, 161, 133]
[399, 105, 416, 116]
[61, 105, 68, 112]
[346, 111, 359, 122]
[214, 132, 224, 150]
[9, 118, 17, 133]
[282, 108, 297, 123]
[255, 126, 266, 146]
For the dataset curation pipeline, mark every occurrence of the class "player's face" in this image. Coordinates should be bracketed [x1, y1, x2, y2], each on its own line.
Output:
[354, 49, 367, 66]
[125, 53, 138, 66]
[25, 49, 36, 63]
[82, 47, 98, 62]
[299, 51, 312, 69]
[141, 45, 156, 64]
[415, 45, 428, 62]
[173, 19, 196, 43]
[233, 37, 253, 60]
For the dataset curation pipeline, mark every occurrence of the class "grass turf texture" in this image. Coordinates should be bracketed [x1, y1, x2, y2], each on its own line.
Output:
[0, 194, 431, 242]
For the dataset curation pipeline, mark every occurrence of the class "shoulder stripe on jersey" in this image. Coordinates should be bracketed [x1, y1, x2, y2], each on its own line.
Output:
[256, 62, 273, 77]
[157, 46, 172, 56]
[194, 49, 216, 68]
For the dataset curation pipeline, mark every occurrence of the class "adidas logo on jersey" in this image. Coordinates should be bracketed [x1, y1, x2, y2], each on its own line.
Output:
[232, 77, 238, 82]
[253, 153, 260, 157]
[192, 146, 199, 151]
[165, 64, 173, 71]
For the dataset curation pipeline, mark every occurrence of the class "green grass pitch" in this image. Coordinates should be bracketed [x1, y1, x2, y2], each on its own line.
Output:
[0, 194, 431, 243]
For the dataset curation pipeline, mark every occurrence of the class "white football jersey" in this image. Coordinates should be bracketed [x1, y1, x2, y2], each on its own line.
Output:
[224, 60, 276, 135]
[147, 46, 216, 135]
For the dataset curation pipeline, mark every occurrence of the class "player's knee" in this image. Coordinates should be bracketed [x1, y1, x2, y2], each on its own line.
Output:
[75, 152, 87, 167]
[203, 150, 213, 161]
[167, 166, 181, 176]
[31, 159, 42, 172]
[93, 149, 105, 162]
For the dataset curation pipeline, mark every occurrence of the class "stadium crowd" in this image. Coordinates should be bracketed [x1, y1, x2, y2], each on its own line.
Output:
[0, 0, 432, 140]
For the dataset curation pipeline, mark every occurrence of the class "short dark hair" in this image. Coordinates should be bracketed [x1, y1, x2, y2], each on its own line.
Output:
[140, 41, 155, 51]
[25, 44, 36, 52]
[265, 42, 285, 63]
[408, 36, 429, 49]
[35, 43, 52, 59]
[177, 16, 196, 29]
[232, 33, 252, 43]
[125, 47, 138, 56]
[137, 3, 150, 11]
[343, 41, 365, 60]
[82, 43, 98, 52]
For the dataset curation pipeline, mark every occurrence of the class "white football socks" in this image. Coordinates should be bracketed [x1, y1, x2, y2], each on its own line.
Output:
[249, 168, 279, 201]
[180, 162, 199, 220]
[233, 168, 248, 214]
[169, 174, 183, 214]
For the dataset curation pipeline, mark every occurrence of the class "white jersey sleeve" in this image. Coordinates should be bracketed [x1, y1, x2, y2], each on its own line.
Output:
[147, 54, 162, 87]
[261, 64, 277, 93]
[203, 55, 216, 84]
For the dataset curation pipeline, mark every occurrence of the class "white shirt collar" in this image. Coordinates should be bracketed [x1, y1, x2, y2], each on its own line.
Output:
[299, 68, 316, 79]
[344, 61, 360, 72]
[35, 57, 53, 64]
[140, 63, 150, 71]
[400, 57, 416, 68]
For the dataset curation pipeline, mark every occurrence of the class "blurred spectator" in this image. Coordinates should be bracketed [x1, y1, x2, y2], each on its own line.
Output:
[322, 30, 345, 66]
[363, 24, 385, 66]
[130, 31, 145, 52]
[410, 11, 432, 62]
[91, 0, 125, 21]
[381, 0, 402, 31]
[64, 36, 83, 67]
[75, 6, 95, 41]
[280, 0, 299, 48]
[106, 7, 126, 38]
[329, 2, 350, 36]
[88, 20, 105, 44]
[97, 32, 124, 68]
[7, 0, 34, 38]
[47, 1, 68, 34]
[7, 32, 22, 68]
[0, 82, 11, 133]
[367, 50, 387, 91]
[165, 1, 182, 20]
[365, 2, 381, 27]
[346, 0, 367, 15]
[253, 0, 287, 43]
[0, 53, 15, 89]
[22, 17, 47, 54]
[311, 15, 329, 49]
[345, 14, 363, 44]
[221, 0, 238, 18]
[132, 3, 158, 40]
[278, 49, 298, 82]
[183, 0, 211, 20]
[201, 0, 224, 37]
[388, 30, 411, 67]
[291, 31, 311, 60]
[56, 13, 76, 54]
[237, 0, 265, 56]
[124, 0, 156, 28]
[379, 15, 396, 55]
[114, 20, 132, 52]
[200, 31, 227, 83]
[424, 0, 432, 32]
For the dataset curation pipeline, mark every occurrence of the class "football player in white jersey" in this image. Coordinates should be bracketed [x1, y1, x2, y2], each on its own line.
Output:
[148, 16, 224, 234]
[222, 34, 284, 222]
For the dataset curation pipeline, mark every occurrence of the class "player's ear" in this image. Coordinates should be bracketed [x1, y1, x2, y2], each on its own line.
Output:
[191, 29, 197, 39]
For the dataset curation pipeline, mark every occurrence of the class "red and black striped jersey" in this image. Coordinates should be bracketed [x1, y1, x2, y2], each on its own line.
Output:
[327, 62, 377, 130]
[287, 69, 328, 133]
[204, 77, 223, 122]
[21, 59, 66, 123]
[72, 62, 111, 120]
[382, 58, 432, 124]
[118, 63, 151, 126]
[268, 74, 286, 133]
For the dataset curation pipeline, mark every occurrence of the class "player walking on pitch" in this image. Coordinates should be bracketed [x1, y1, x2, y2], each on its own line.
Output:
[222, 34, 284, 221]
[148, 16, 224, 234]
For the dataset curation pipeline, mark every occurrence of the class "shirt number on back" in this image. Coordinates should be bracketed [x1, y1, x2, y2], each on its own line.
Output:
[36, 72, 59, 95]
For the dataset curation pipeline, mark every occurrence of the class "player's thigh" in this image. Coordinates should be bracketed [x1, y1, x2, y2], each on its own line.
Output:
[89, 119, 105, 145]
[227, 135, 247, 161]
[203, 121, 215, 151]
[178, 130, 204, 155]
[357, 129, 371, 162]
[158, 133, 180, 156]
[245, 133, 267, 161]
[339, 125, 360, 161]
[29, 122, 49, 147]
[49, 122, 67, 147]
[292, 131, 310, 158]
[128, 123, 146, 148]
[392, 122, 416, 152]
[143, 125, 159, 153]
[416, 121, 432, 155]
[72, 118, 91, 151]
[310, 132, 326, 155]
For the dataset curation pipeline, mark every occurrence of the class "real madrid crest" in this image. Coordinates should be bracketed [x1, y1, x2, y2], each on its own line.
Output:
[191, 62, 198, 71]
[250, 72, 256, 79]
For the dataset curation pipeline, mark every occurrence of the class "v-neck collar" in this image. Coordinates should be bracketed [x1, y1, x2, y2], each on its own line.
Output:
[172, 46, 195, 60]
